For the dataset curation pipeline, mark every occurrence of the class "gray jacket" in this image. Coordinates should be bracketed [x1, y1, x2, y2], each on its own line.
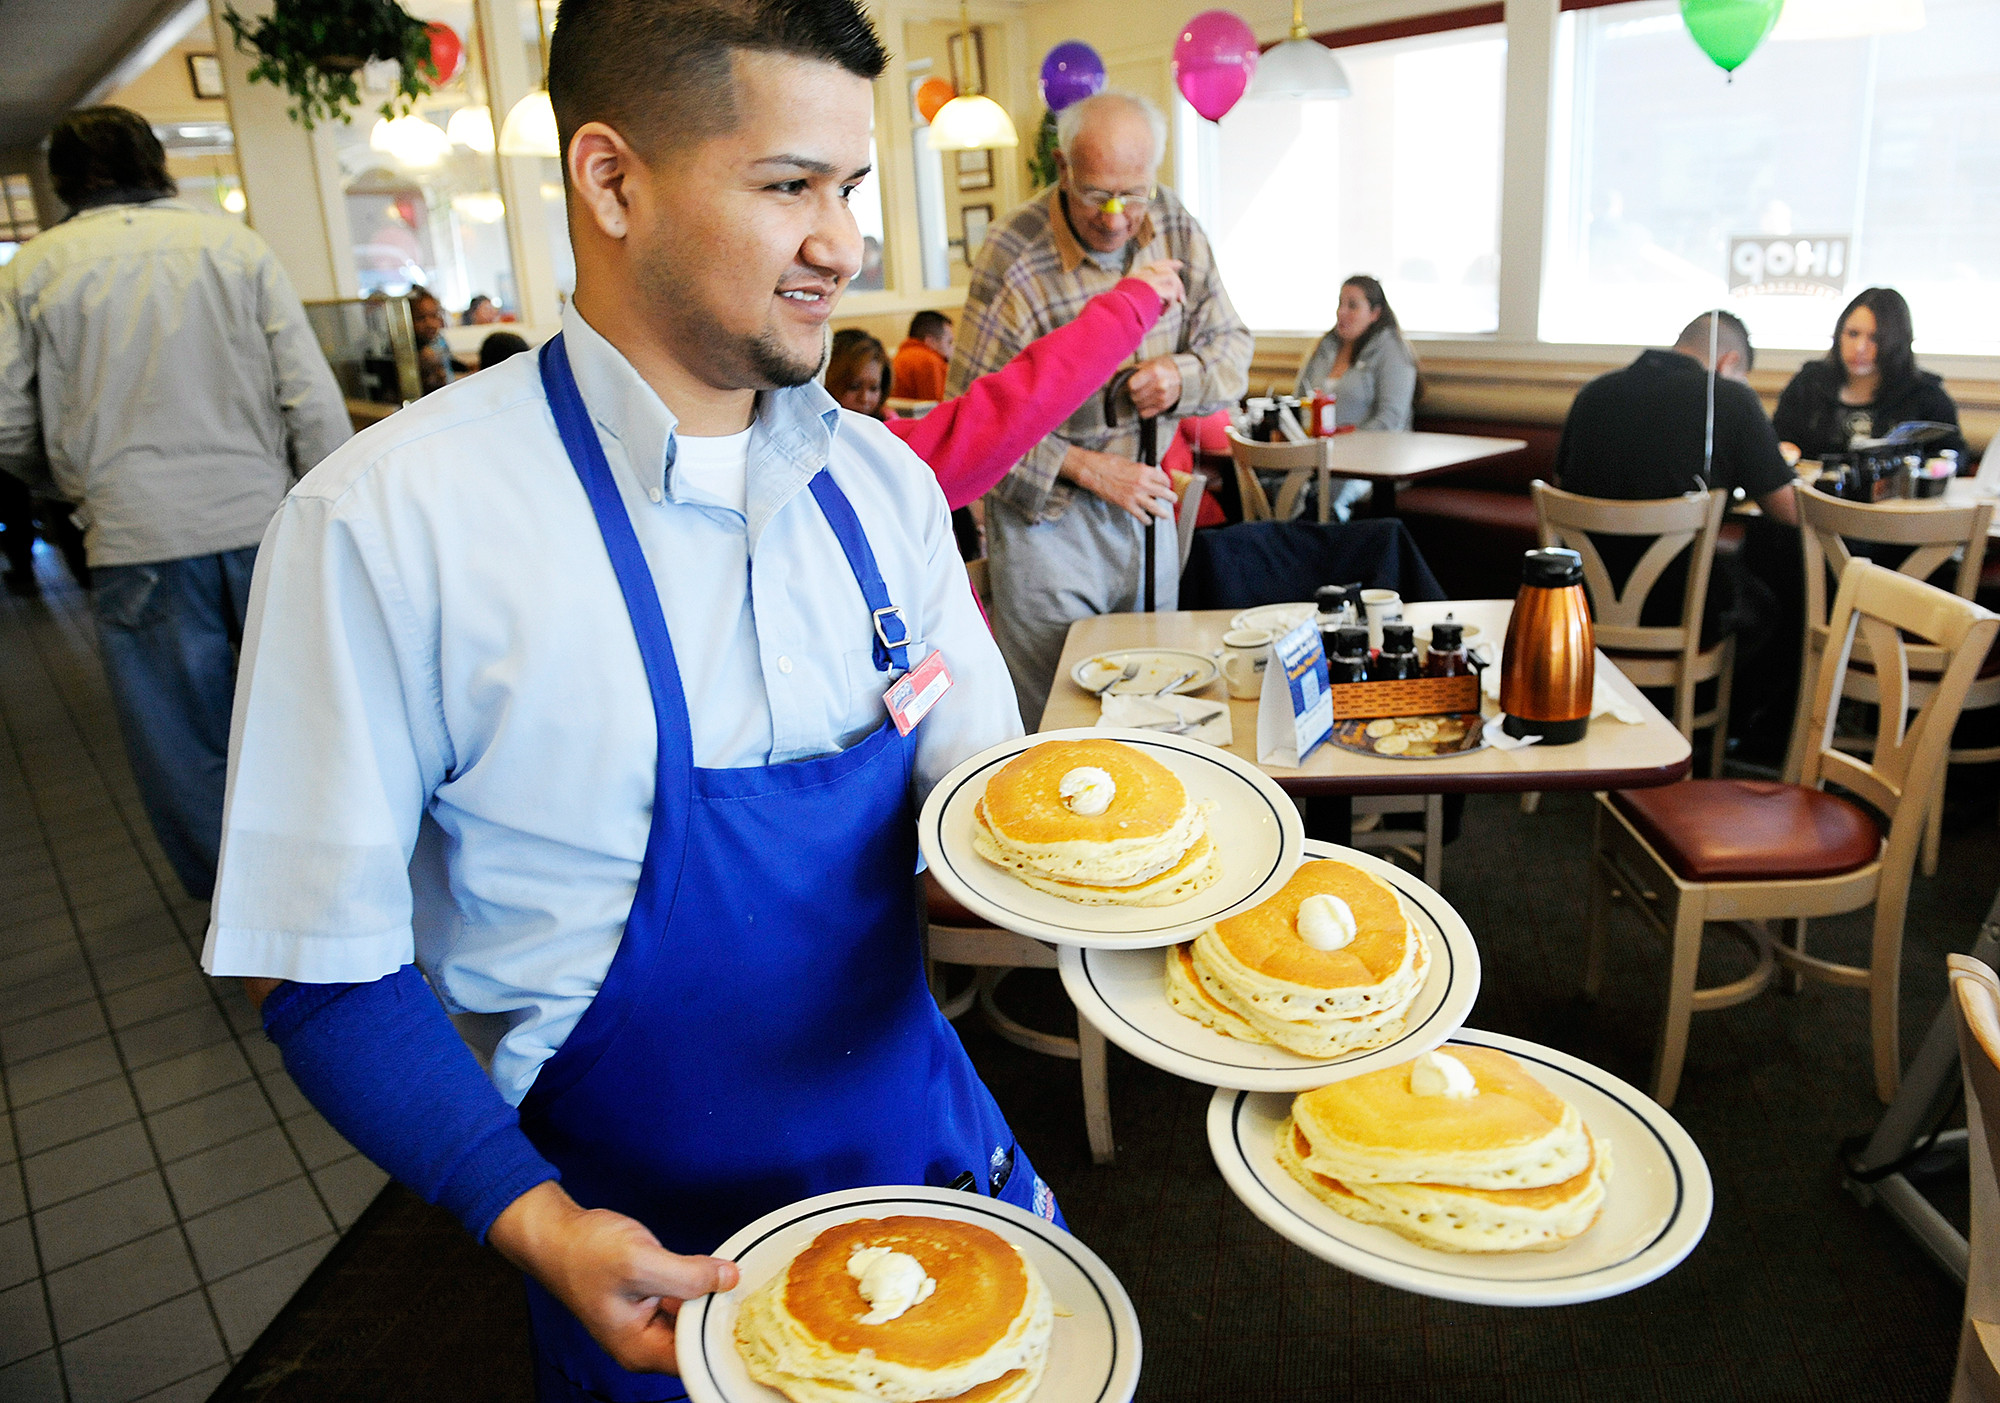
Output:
[1296, 327, 1419, 432]
[0, 199, 350, 566]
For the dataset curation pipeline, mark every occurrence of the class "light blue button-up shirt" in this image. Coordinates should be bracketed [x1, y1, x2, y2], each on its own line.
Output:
[203, 305, 1023, 1102]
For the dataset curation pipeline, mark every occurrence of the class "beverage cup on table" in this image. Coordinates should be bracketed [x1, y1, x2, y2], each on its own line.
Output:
[1361, 589, 1402, 654]
[1221, 628, 1273, 698]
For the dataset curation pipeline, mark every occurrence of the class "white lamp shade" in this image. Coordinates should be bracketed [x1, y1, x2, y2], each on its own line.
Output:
[498, 90, 560, 158]
[926, 94, 1019, 151]
[374, 115, 452, 168]
[1772, 0, 1923, 40]
[447, 105, 496, 153]
[1246, 37, 1352, 101]
[451, 191, 506, 223]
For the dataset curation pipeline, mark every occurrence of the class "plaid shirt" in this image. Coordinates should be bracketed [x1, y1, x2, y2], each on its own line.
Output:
[946, 185, 1252, 522]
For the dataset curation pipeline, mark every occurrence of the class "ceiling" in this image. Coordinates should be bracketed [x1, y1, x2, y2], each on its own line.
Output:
[0, 0, 209, 152]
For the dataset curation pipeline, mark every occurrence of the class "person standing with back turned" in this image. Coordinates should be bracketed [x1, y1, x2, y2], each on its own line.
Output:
[0, 106, 351, 900]
[953, 90, 1252, 726]
[203, 1, 1045, 1397]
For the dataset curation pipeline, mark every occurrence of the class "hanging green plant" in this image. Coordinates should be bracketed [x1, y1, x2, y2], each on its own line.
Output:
[222, 0, 440, 129]
[1026, 110, 1060, 191]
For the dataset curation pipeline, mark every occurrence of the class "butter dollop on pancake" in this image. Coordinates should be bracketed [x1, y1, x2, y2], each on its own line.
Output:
[973, 739, 1218, 906]
[735, 1215, 1052, 1403]
[1165, 860, 1428, 1057]
[1275, 1046, 1610, 1253]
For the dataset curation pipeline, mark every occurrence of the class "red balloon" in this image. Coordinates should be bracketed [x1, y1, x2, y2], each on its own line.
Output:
[424, 22, 465, 86]
[916, 77, 956, 124]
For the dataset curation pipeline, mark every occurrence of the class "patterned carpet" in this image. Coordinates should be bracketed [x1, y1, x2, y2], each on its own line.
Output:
[211, 780, 1999, 1402]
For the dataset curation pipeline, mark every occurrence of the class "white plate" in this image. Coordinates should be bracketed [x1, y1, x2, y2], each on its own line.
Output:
[677, 1185, 1142, 1403]
[1229, 602, 1318, 636]
[1057, 841, 1479, 1090]
[1206, 1028, 1712, 1307]
[1070, 649, 1219, 697]
[919, 728, 1304, 949]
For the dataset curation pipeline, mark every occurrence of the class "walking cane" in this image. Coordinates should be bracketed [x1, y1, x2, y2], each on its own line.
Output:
[1103, 369, 1163, 613]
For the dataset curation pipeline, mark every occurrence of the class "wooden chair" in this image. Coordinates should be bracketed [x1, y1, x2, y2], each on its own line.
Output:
[1348, 796, 1445, 889]
[1226, 426, 1334, 523]
[922, 875, 1115, 1164]
[1953, 953, 2000, 1403]
[1587, 560, 1999, 1106]
[1531, 482, 1735, 780]
[1176, 470, 1206, 574]
[1785, 484, 1997, 876]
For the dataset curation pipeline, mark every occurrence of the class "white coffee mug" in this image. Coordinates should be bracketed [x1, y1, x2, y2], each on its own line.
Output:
[1361, 589, 1402, 654]
[1221, 628, 1273, 699]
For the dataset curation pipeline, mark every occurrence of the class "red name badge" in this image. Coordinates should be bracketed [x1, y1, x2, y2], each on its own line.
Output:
[884, 649, 953, 736]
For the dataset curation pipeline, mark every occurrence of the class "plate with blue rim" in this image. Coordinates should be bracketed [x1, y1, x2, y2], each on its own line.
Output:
[1057, 840, 1479, 1090]
[677, 1183, 1142, 1403]
[918, 727, 1304, 949]
[1206, 1027, 1712, 1306]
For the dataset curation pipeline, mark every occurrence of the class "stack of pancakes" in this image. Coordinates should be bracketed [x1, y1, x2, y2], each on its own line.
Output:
[1166, 860, 1429, 1058]
[1275, 1045, 1610, 1253]
[973, 738, 1218, 906]
[736, 1215, 1053, 1403]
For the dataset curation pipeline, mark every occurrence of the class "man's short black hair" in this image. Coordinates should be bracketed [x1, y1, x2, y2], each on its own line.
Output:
[1674, 309, 1754, 372]
[47, 106, 174, 211]
[480, 332, 531, 370]
[908, 310, 950, 343]
[547, 0, 888, 162]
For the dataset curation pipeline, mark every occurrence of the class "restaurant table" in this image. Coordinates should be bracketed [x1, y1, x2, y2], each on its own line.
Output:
[1319, 432, 1528, 518]
[1735, 476, 1999, 532]
[1039, 600, 1692, 803]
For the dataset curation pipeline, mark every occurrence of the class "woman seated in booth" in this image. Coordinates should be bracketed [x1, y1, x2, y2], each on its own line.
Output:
[826, 328, 893, 420]
[1295, 274, 1421, 519]
[1773, 286, 1966, 464]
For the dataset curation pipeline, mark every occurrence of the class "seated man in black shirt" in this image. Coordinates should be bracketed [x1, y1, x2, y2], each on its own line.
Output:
[1554, 311, 1800, 764]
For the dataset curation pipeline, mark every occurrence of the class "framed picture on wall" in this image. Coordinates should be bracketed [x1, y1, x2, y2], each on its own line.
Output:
[947, 28, 987, 94]
[962, 204, 993, 265]
[956, 149, 993, 191]
[187, 53, 225, 100]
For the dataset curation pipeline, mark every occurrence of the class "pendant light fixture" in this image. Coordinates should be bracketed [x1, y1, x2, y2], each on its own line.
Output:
[1771, 0, 1923, 41]
[927, 0, 1019, 151]
[498, 0, 560, 159]
[1246, 0, 1351, 101]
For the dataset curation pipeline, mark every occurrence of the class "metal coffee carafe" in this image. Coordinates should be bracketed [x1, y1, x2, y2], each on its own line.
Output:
[1500, 548, 1594, 745]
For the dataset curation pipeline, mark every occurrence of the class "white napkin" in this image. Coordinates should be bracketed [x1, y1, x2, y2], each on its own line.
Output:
[1100, 692, 1233, 747]
[1478, 663, 1644, 725]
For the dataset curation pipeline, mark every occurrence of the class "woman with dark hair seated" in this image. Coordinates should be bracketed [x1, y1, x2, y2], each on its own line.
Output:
[1295, 274, 1421, 519]
[1773, 287, 1965, 462]
[825, 329, 892, 420]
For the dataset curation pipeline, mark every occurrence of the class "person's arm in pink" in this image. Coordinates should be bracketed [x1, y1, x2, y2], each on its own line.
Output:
[889, 270, 1177, 511]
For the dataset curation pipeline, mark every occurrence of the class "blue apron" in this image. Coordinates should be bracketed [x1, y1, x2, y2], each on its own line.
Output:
[520, 337, 1057, 1402]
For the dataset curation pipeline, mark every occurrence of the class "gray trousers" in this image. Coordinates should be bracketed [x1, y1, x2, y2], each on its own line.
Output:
[987, 491, 1178, 727]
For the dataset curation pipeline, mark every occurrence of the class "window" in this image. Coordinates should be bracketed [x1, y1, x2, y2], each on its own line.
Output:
[0, 173, 40, 264]
[334, 12, 518, 317]
[1542, 0, 2000, 354]
[1176, 22, 1507, 336]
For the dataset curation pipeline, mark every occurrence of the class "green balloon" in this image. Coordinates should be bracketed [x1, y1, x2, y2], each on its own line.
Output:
[1681, 0, 1784, 73]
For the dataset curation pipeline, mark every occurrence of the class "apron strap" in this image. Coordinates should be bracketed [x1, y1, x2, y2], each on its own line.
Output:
[807, 471, 913, 674]
[537, 334, 695, 914]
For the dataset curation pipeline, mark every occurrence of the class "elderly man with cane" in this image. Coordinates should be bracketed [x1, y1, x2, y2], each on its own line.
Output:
[952, 90, 1252, 725]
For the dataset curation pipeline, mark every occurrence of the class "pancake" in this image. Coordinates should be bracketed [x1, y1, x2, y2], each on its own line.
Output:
[1276, 1116, 1610, 1253]
[1164, 860, 1428, 1057]
[974, 739, 1216, 905]
[736, 1215, 1052, 1403]
[1274, 1045, 1610, 1254]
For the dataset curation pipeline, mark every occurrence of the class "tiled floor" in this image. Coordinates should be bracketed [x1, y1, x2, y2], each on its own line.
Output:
[0, 549, 387, 1403]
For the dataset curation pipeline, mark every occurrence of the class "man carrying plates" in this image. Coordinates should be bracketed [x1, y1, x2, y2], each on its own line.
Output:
[203, 0, 1050, 1396]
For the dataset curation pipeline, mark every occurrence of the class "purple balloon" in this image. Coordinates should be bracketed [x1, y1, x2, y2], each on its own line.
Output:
[1040, 41, 1107, 113]
[1173, 9, 1259, 122]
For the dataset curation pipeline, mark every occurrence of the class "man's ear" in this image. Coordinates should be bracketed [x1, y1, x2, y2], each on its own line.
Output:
[1718, 349, 1748, 382]
[568, 120, 645, 241]
[1052, 149, 1068, 184]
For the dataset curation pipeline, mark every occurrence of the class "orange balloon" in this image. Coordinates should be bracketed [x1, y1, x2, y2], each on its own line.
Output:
[916, 77, 956, 124]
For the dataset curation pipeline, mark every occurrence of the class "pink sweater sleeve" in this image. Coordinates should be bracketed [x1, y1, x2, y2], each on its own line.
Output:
[888, 278, 1164, 511]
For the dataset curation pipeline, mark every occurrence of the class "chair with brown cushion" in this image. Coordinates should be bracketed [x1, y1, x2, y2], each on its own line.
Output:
[1587, 560, 1999, 1106]
[1784, 484, 1997, 876]
[922, 874, 1114, 1164]
[1226, 426, 1335, 524]
[1531, 482, 1735, 780]
[1951, 954, 2000, 1402]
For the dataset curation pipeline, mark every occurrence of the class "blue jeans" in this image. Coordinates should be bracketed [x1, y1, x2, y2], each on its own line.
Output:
[92, 547, 259, 900]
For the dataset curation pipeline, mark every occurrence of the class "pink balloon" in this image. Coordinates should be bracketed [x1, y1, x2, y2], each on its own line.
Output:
[1173, 9, 1259, 122]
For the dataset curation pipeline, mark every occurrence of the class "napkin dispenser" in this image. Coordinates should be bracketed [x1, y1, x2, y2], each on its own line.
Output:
[1499, 548, 1594, 745]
